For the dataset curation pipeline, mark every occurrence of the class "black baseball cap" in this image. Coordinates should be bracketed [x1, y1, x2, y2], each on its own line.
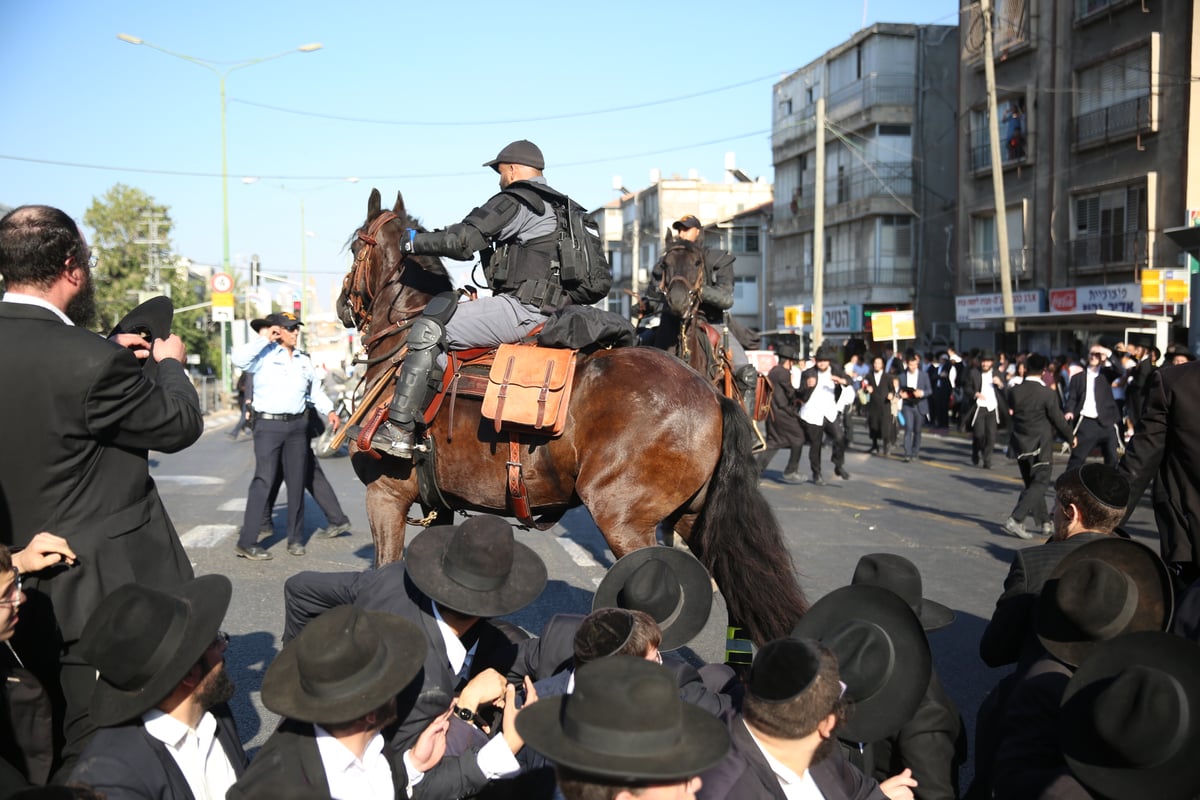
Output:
[266, 311, 303, 330]
[672, 215, 702, 231]
[483, 140, 545, 172]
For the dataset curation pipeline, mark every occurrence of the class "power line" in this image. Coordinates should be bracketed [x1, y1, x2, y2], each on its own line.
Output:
[0, 129, 770, 181]
[228, 70, 785, 127]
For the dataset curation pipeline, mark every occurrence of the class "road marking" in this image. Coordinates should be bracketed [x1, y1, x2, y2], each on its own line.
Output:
[921, 461, 959, 472]
[554, 536, 605, 586]
[219, 499, 246, 512]
[154, 475, 225, 486]
[180, 524, 237, 548]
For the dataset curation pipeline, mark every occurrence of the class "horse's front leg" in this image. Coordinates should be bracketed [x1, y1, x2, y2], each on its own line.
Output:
[351, 449, 419, 566]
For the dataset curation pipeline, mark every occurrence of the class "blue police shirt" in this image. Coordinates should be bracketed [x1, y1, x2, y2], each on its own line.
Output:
[231, 337, 333, 416]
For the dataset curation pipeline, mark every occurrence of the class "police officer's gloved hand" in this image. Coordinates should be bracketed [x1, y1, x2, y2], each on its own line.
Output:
[401, 228, 417, 253]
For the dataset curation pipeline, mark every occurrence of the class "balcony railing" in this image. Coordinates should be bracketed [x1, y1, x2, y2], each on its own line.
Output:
[1069, 231, 1147, 271]
[790, 162, 913, 211]
[1073, 95, 1151, 148]
[967, 247, 1032, 278]
[825, 74, 915, 122]
[970, 136, 1028, 172]
[821, 257, 914, 289]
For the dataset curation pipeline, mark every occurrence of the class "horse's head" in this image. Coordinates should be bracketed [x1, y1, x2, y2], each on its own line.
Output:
[659, 232, 705, 319]
[340, 188, 453, 336]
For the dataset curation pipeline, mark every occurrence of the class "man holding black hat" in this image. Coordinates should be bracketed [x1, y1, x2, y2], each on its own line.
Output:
[1004, 352, 1077, 540]
[0, 206, 203, 774]
[69, 575, 247, 799]
[962, 352, 1007, 469]
[231, 311, 341, 559]
[517, 655, 730, 800]
[696, 637, 908, 799]
[367, 140, 612, 459]
[283, 514, 547, 781]
[230, 604, 497, 800]
[1064, 343, 1122, 471]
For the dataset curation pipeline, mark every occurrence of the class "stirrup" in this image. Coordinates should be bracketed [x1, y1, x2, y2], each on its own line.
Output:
[372, 422, 427, 459]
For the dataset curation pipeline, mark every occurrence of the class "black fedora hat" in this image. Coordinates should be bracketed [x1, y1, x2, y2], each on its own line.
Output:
[79, 575, 232, 727]
[262, 605, 427, 726]
[1035, 538, 1172, 667]
[774, 343, 799, 362]
[851, 553, 955, 632]
[108, 295, 174, 379]
[592, 547, 712, 651]
[814, 343, 840, 361]
[792, 584, 932, 743]
[482, 139, 545, 172]
[516, 655, 730, 781]
[1059, 631, 1200, 800]
[404, 515, 547, 618]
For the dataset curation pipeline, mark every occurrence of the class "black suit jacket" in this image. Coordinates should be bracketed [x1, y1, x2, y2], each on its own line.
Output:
[226, 717, 487, 800]
[283, 563, 519, 752]
[962, 367, 1009, 423]
[69, 706, 246, 799]
[1120, 361, 1200, 567]
[1065, 364, 1121, 427]
[1007, 380, 1073, 460]
[698, 712, 886, 800]
[0, 302, 202, 649]
[979, 533, 1109, 668]
[896, 369, 932, 417]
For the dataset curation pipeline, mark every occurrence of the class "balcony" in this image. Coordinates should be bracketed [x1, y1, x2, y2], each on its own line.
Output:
[827, 162, 913, 207]
[1069, 232, 1147, 274]
[967, 247, 1032, 279]
[822, 257, 914, 289]
[970, 134, 1028, 172]
[1073, 96, 1152, 149]
[825, 74, 915, 123]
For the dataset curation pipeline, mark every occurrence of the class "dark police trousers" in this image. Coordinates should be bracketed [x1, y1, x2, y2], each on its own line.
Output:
[803, 416, 846, 475]
[1066, 416, 1120, 471]
[240, 416, 308, 548]
[1011, 452, 1052, 526]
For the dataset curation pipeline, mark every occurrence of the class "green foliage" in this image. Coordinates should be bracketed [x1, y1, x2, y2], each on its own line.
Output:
[83, 184, 217, 372]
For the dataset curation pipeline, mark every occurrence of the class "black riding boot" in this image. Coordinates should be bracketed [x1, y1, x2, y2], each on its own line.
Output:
[370, 317, 446, 458]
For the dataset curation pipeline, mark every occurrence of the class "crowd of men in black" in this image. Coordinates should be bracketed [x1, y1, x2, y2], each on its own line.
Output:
[4, 203, 1200, 800]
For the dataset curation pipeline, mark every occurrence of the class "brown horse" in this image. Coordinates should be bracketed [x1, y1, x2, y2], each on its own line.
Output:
[341, 189, 807, 645]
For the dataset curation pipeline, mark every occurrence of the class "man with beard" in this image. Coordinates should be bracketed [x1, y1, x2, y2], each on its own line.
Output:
[70, 576, 247, 799]
[0, 205, 202, 776]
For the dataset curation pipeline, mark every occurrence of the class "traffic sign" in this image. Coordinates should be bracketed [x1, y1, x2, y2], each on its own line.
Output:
[211, 272, 234, 293]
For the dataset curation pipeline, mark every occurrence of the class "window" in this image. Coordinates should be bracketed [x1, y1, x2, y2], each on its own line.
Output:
[1074, 46, 1153, 147]
[970, 206, 1027, 278]
[732, 276, 758, 315]
[878, 124, 911, 137]
[731, 227, 760, 254]
[779, 98, 793, 117]
[970, 97, 1027, 171]
[1071, 184, 1147, 268]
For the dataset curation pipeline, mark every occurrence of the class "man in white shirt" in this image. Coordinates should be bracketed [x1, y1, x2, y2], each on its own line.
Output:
[70, 576, 247, 799]
[231, 604, 507, 799]
[696, 637, 915, 799]
[965, 352, 1006, 469]
[799, 345, 852, 485]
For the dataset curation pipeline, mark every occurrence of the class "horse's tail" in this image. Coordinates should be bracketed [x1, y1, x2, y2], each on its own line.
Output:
[692, 395, 809, 646]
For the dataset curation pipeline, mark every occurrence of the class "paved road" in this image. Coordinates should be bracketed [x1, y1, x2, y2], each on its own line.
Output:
[156, 409, 1161, 780]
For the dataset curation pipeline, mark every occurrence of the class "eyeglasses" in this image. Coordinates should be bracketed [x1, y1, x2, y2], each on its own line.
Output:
[0, 568, 21, 609]
[1089, 352, 1104, 359]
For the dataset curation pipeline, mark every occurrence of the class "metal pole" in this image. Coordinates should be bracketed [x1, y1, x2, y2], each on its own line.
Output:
[300, 197, 307, 348]
[982, 0, 1016, 334]
[813, 96, 826, 354]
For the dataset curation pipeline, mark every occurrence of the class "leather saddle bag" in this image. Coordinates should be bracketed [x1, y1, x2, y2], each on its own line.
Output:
[482, 344, 576, 436]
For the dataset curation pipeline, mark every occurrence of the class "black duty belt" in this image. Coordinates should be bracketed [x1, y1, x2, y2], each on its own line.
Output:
[256, 412, 304, 421]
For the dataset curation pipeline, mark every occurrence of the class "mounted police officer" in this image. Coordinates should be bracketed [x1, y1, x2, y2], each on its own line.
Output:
[648, 215, 757, 389]
[370, 140, 611, 458]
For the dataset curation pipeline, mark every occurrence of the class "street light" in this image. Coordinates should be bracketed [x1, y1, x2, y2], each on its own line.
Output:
[116, 34, 322, 273]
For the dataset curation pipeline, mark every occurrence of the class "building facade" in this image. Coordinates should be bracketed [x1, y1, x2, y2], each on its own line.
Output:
[770, 23, 960, 348]
[955, 0, 1198, 354]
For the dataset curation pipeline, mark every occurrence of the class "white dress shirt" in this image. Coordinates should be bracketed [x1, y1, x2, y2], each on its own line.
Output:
[1081, 366, 1100, 419]
[800, 369, 838, 425]
[141, 709, 238, 800]
[2, 291, 73, 325]
[314, 726, 395, 800]
[743, 720, 827, 799]
[979, 369, 998, 411]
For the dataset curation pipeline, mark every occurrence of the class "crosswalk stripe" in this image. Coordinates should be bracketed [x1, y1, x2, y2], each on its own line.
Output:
[179, 524, 238, 548]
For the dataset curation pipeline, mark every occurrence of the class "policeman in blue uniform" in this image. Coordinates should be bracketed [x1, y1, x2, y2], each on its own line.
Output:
[370, 139, 611, 458]
[231, 312, 339, 559]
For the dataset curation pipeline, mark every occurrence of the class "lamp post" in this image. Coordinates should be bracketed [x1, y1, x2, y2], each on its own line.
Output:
[116, 34, 322, 274]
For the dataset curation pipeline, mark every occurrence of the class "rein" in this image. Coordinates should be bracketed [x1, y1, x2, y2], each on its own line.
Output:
[342, 210, 398, 334]
[661, 245, 706, 363]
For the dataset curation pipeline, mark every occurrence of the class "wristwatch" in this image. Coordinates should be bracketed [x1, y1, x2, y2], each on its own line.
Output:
[453, 705, 485, 726]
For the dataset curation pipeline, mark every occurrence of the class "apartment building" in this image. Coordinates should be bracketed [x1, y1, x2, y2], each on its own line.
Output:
[955, 0, 1198, 353]
[770, 22, 959, 346]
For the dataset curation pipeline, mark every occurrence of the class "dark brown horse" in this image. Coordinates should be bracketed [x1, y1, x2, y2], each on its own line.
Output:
[341, 189, 806, 644]
[654, 233, 742, 397]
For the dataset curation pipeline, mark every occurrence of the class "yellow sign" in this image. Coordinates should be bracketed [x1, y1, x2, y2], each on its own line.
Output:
[1142, 269, 1190, 304]
[783, 305, 811, 328]
[872, 310, 915, 341]
[212, 291, 235, 308]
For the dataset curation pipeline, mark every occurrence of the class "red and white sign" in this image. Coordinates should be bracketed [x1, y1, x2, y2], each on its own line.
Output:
[211, 272, 234, 293]
[955, 290, 1045, 322]
[1048, 282, 1141, 315]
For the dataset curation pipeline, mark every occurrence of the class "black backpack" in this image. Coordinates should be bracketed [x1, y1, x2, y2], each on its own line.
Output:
[550, 195, 612, 306]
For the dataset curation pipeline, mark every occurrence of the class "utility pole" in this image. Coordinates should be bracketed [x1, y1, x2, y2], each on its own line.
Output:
[134, 208, 170, 300]
[982, 0, 1016, 333]
[812, 95, 826, 355]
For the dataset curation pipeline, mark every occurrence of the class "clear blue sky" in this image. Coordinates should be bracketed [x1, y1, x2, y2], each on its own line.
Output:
[1, 0, 958, 310]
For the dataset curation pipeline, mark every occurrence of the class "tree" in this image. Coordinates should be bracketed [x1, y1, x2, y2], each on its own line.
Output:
[83, 185, 218, 372]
